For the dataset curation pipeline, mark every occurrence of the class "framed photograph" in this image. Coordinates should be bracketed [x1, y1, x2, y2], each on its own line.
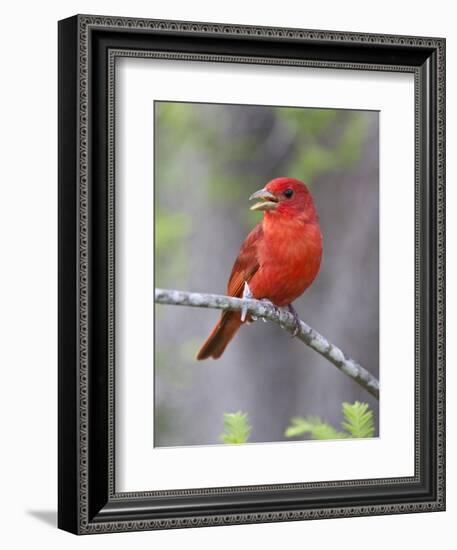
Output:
[58, 14, 445, 534]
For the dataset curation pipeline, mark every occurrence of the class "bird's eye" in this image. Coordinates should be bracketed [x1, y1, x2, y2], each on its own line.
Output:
[283, 189, 294, 199]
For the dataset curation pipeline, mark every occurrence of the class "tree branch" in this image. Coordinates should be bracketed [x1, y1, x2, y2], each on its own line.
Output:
[155, 288, 379, 399]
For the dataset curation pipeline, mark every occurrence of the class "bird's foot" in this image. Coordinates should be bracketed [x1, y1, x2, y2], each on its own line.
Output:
[260, 298, 279, 323]
[287, 304, 301, 337]
[241, 282, 253, 322]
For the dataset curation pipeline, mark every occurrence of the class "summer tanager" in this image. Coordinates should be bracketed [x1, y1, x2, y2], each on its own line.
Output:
[196, 177, 323, 360]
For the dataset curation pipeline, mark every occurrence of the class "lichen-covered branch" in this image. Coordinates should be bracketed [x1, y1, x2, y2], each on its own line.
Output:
[155, 288, 380, 399]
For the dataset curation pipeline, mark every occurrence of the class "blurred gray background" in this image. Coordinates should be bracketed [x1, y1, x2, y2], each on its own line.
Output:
[154, 101, 379, 446]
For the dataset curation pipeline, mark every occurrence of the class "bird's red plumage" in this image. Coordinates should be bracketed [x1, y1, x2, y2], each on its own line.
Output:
[196, 177, 322, 360]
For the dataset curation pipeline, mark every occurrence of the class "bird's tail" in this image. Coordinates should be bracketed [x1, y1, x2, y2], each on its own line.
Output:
[196, 311, 243, 360]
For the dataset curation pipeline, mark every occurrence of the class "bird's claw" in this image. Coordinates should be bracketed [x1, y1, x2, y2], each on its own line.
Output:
[241, 282, 253, 323]
[288, 304, 301, 338]
[260, 298, 279, 323]
[261, 298, 278, 312]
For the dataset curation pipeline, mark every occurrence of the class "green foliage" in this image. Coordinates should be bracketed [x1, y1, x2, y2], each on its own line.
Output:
[155, 210, 191, 287]
[220, 411, 252, 444]
[279, 107, 339, 137]
[156, 102, 196, 144]
[285, 417, 347, 440]
[291, 145, 336, 182]
[335, 113, 369, 167]
[341, 401, 375, 438]
[155, 211, 191, 250]
[277, 108, 368, 182]
[285, 401, 375, 441]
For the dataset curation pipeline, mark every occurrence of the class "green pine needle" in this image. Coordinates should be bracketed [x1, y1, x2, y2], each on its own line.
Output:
[220, 411, 252, 444]
[284, 416, 347, 440]
[285, 401, 375, 441]
[341, 401, 375, 438]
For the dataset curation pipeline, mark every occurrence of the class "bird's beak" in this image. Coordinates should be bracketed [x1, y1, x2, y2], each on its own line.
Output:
[249, 188, 279, 212]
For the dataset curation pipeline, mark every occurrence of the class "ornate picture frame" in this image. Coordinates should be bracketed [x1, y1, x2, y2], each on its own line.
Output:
[58, 14, 445, 534]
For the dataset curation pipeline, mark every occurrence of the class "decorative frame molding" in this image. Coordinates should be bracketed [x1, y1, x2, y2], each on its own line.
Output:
[58, 14, 445, 534]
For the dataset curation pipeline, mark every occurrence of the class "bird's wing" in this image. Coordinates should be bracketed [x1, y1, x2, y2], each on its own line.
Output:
[196, 223, 262, 360]
[226, 223, 262, 298]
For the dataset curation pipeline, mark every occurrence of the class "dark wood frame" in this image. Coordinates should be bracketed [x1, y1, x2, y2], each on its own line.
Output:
[58, 14, 446, 534]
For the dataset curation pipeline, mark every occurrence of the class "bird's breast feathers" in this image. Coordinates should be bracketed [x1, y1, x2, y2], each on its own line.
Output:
[250, 216, 322, 306]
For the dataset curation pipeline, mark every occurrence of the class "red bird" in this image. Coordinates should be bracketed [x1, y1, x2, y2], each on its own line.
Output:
[196, 177, 323, 360]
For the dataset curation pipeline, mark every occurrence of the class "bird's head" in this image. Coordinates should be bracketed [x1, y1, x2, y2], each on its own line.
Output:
[249, 177, 318, 222]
